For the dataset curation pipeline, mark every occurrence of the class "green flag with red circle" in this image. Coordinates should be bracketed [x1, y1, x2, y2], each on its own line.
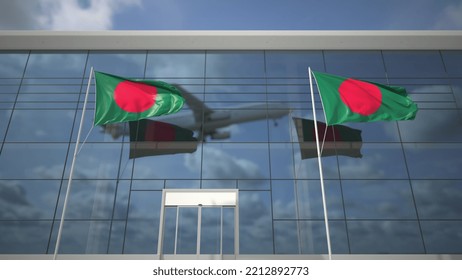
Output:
[312, 71, 418, 126]
[94, 71, 185, 126]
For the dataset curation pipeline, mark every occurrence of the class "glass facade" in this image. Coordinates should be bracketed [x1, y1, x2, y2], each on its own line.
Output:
[1, 49, 462, 256]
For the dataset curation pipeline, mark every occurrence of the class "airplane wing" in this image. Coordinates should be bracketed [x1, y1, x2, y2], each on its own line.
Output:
[174, 84, 214, 123]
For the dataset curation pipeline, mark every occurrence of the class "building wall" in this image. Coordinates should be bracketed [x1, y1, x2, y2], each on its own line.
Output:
[0, 49, 462, 256]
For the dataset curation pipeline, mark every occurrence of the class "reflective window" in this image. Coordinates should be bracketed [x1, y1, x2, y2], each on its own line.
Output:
[404, 143, 462, 179]
[347, 221, 425, 254]
[0, 180, 60, 220]
[338, 143, 408, 179]
[0, 221, 52, 253]
[24, 52, 87, 78]
[324, 51, 386, 78]
[413, 180, 462, 219]
[272, 180, 297, 219]
[0, 143, 68, 179]
[266, 51, 324, 78]
[299, 221, 349, 254]
[274, 221, 299, 254]
[296, 180, 344, 219]
[342, 180, 417, 219]
[441, 51, 462, 77]
[239, 191, 273, 254]
[421, 221, 462, 254]
[383, 51, 447, 78]
[87, 51, 146, 78]
[147, 51, 205, 78]
[0, 52, 28, 78]
[206, 51, 265, 78]
[124, 191, 162, 253]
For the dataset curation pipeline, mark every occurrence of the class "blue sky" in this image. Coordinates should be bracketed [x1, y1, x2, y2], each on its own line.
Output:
[0, 0, 461, 30]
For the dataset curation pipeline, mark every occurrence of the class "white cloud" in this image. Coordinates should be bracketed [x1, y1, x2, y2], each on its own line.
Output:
[0, 0, 141, 30]
[434, 2, 462, 29]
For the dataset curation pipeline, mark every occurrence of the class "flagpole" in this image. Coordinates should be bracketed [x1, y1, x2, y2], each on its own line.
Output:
[53, 67, 94, 260]
[308, 67, 332, 260]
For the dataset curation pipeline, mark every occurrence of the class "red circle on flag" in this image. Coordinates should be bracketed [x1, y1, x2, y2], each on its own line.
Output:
[338, 78, 382, 116]
[114, 81, 157, 113]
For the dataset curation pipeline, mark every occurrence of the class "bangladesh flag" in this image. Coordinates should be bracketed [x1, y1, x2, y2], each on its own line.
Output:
[293, 117, 362, 159]
[94, 71, 185, 126]
[129, 119, 198, 159]
[312, 71, 418, 125]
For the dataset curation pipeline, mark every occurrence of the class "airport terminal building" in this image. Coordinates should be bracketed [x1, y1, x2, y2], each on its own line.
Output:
[0, 31, 462, 259]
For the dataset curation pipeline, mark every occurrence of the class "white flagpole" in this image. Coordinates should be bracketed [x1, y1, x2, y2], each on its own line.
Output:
[53, 67, 94, 260]
[308, 67, 332, 260]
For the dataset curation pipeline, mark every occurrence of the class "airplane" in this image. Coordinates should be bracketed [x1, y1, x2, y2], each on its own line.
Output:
[101, 84, 291, 140]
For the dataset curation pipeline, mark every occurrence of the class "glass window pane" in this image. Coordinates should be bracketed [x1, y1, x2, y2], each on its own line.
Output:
[147, 51, 205, 78]
[108, 221, 126, 254]
[274, 221, 299, 254]
[161, 207, 177, 254]
[342, 180, 417, 219]
[324, 51, 386, 78]
[0, 180, 60, 220]
[338, 143, 408, 179]
[300, 220, 349, 254]
[0, 221, 52, 253]
[200, 207, 221, 254]
[348, 221, 425, 254]
[239, 191, 273, 254]
[64, 143, 123, 180]
[25, 52, 87, 78]
[124, 191, 162, 253]
[0, 143, 68, 179]
[383, 51, 447, 78]
[421, 221, 462, 254]
[176, 207, 198, 254]
[297, 180, 344, 219]
[413, 180, 462, 219]
[206, 51, 265, 78]
[441, 51, 462, 78]
[0, 110, 12, 141]
[404, 143, 462, 179]
[272, 180, 297, 219]
[222, 207, 235, 254]
[266, 51, 324, 78]
[87, 51, 146, 78]
[55, 180, 117, 220]
[0, 52, 28, 78]
[399, 110, 462, 142]
[6, 109, 75, 142]
[202, 143, 270, 180]
[50, 221, 111, 254]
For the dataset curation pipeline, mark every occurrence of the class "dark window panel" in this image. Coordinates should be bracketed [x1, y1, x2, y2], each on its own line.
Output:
[239, 191, 273, 254]
[324, 51, 386, 78]
[296, 180, 344, 219]
[441, 51, 462, 78]
[49, 221, 111, 254]
[206, 51, 265, 78]
[342, 180, 417, 219]
[348, 221, 425, 254]
[413, 180, 462, 219]
[0, 143, 68, 179]
[265, 51, 324, 78]
[299, 220, 349, 254]
[124, 191, 162, 253]
[338, 143, 408, 179]
[421, 221, 462, 254]
[200, 207, 221, 254]
[0, 221, 52, 254]
[55, 180, 117, 220]
[383, 51, 447, 78]
[404, 143, 462, 179]
[274, 220, 299, 254]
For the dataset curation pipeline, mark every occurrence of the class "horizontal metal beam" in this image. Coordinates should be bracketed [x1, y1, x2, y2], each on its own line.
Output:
[0, 30, 461, 50]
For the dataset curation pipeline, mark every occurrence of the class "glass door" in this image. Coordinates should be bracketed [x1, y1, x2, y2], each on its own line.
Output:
[157, 190, 239, 259]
